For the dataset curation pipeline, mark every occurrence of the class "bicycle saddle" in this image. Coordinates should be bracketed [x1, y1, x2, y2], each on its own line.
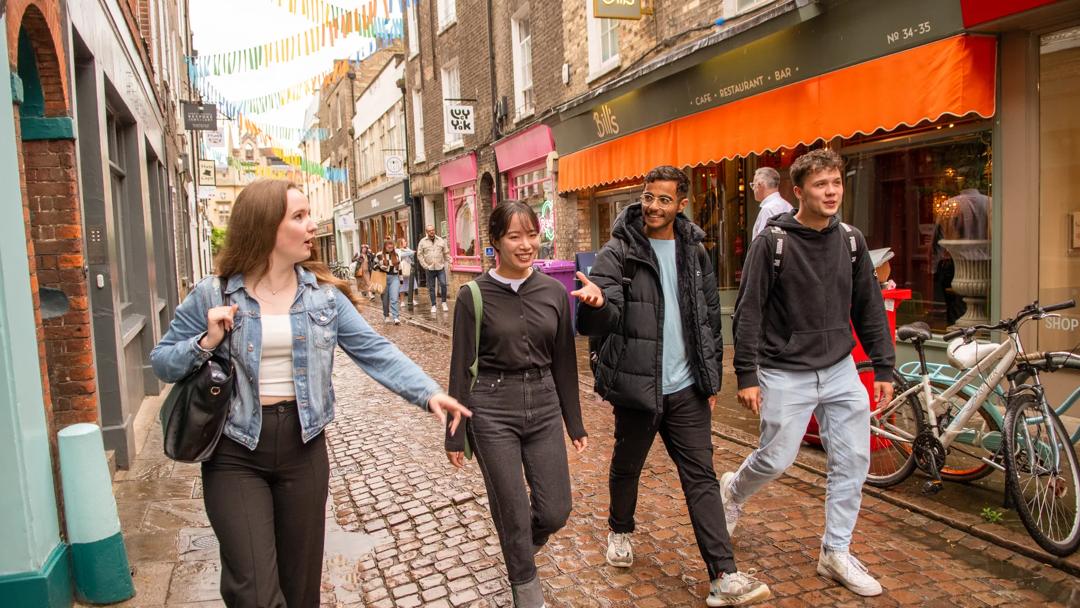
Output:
[897, 322, 932, 343]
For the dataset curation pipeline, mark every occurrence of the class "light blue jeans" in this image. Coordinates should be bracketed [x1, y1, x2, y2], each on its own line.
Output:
[729, 356, 870, 552]
[382, 272, 401, 319]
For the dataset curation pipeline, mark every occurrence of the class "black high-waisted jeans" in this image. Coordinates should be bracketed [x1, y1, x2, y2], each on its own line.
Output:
[467, 368, 572, 585]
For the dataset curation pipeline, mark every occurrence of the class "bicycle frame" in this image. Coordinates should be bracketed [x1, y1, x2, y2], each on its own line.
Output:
[873, 338, 1018, 461]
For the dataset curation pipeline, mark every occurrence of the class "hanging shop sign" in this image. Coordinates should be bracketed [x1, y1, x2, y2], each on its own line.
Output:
[198, 160, 216, 186]
[553, 0, 965, 155]
[594, 0, 641, 20]
[205, 130, 224, 146]
[385, 154, 405, 178]
[446, 105, 475, 135]
[182, 102, 217, 131]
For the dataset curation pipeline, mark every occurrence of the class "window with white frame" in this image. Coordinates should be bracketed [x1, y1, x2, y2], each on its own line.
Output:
[407, 5, 420, 57]
[724, 0, 771, 18]
[511, 7, 534, 119]
[413, 89, 426, 161]
[441, 62, 463, 149]
[586, 0, 620, 81]
[437, 0, 456, 30]
[448, 183, 478, 265]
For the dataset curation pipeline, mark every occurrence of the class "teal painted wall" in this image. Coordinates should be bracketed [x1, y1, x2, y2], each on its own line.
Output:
[0, 14, 65, 576]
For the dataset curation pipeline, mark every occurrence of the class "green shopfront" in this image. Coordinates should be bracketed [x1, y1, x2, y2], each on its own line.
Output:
[554, 0, 1080, 403]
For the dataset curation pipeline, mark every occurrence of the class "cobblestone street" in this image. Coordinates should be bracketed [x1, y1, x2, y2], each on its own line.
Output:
[109, 307, 1080, 607]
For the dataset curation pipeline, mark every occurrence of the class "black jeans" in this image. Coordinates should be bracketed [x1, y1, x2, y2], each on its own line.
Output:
[467, 368, 572, 585]
[201, 402, 329, 608]
[608, 386, 736, 579]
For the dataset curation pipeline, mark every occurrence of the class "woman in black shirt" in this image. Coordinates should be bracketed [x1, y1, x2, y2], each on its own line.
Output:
[446, 202, 587, 608]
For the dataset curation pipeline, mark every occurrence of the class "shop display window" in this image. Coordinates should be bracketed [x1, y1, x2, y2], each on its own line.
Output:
[448, 184, 480, 268]
[843, 130, 993, 333]
[1039, 27, 1080, 351]
[509, 165, 555, 259]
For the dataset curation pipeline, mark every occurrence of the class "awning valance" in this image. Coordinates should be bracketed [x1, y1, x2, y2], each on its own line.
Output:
[557, 34, 997, 193]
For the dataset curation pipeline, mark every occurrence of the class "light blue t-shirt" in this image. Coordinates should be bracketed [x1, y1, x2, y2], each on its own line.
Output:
[649, 238, 694, 395]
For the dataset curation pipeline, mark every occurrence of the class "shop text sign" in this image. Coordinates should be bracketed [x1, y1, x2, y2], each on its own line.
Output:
[446, 105, 475, 135]
[594, 0, 641, 20]
[182, 102, 217, 131]
[554, 0, 963, 155]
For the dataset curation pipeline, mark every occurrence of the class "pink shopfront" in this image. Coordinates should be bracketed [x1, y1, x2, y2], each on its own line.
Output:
[440, 152, 482, 273]
[495, 124, 558, 260]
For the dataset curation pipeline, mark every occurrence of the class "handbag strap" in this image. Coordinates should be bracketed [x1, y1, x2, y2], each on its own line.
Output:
[465, 280, 482, 390]
[216, 275, 232, 358]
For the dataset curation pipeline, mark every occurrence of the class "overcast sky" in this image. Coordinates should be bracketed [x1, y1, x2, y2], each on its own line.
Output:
[188, 0, 400, 151]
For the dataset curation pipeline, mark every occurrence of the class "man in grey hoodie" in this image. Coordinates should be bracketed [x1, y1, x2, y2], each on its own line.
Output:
[722, 148, 894, 598]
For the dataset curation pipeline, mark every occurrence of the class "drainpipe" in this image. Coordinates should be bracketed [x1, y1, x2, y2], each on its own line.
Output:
[486, 0, 503, 205]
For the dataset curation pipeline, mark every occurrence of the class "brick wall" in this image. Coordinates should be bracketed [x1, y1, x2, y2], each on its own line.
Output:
[24, 140, 97, 428]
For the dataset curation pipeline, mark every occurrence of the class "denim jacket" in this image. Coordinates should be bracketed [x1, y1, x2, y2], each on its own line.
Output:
[150, 266, 442, 449]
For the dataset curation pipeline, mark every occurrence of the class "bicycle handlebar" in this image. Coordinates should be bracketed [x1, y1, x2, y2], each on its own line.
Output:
[941, 299, 1076, 342]
[1042, 299, 1076, 313]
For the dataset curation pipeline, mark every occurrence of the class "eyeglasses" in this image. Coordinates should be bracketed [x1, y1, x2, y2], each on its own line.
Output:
[639, 192, 676, 207]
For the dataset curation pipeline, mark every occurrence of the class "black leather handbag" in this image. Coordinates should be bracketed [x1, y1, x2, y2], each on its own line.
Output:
[159, 280, 235, 463]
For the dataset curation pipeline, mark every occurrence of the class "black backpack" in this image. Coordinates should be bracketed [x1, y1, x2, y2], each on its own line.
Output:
[764, 221, 865, 281]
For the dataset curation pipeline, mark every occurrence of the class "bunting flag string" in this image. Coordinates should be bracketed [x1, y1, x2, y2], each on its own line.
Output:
[226, 154, 350, 183]
[186, 0, 404, 78]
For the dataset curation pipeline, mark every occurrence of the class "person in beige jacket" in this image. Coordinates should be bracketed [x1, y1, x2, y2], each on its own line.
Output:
[416, 224, 450, 313]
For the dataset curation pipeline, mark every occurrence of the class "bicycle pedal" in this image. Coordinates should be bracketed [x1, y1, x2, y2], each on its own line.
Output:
[921, 480, 944, 495]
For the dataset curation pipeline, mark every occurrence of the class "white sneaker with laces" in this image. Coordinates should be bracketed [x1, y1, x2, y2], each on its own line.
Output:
[707, 570, 771, 606]
[817, 548, 882, 596]
[431, 305, 437, 313]
[720, 472, 743, 537]
[442, 301, 449, 312]
[605, 532, 633, 568]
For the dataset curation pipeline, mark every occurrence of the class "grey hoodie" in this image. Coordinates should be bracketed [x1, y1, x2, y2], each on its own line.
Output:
[732, 212, 894, 389]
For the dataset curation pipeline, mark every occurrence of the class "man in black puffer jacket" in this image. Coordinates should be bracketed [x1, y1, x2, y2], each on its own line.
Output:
[574, 166, 770, 607]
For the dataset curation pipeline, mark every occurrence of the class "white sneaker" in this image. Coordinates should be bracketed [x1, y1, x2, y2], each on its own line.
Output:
[431, 305, 437, 313]
[441, 301, 449, 312]
[393, 318, 401, 325]
[817, 548, 882, 596]
[707, 571, 771, 606]
[605, 532, 633, 568]
[720, 472, 743, 537]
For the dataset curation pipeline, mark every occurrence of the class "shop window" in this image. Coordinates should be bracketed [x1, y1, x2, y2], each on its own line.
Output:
[509, 165, 554, 259]
[511, 7, 534, 120]
[1039, 27, 1080, 350]
[843, 131, 992, 333]
[448, 184, 479, 268]
[586, 0, 619, 81]
[434, 197, 448, 238]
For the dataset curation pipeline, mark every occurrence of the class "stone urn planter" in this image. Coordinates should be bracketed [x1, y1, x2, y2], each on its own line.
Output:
[939, 239, 991, 328]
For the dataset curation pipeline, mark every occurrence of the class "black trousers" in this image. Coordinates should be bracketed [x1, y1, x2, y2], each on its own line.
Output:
[608, 386, 736, 579]
[202, 402, 329, 608]
[468, 369, 573, 585]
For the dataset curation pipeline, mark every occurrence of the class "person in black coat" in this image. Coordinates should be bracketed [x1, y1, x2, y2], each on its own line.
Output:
[573, 166, 769, 606]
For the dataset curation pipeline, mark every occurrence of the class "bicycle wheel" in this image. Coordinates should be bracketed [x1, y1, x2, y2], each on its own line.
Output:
[927, 379, 1003, 482]
[859, 362, 922, 487]
[1004, 393, 1080, 556]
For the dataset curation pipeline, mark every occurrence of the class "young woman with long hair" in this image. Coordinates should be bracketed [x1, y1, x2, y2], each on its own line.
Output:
[354, 243, 372, 297]
[374, 238, 402, 324]
[151, 180, 469, 608]
[446, 201, 588, 608]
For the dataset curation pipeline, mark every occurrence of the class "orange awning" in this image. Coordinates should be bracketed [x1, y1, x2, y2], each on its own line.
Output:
[558, 35, 997, 193]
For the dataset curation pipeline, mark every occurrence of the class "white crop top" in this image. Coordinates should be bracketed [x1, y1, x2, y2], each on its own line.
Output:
[259, 314, 296, 398]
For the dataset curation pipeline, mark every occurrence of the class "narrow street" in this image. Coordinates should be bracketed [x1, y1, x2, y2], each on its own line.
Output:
[108, 307, 1080, 607]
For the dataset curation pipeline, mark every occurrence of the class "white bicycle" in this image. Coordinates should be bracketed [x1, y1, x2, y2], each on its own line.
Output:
[865, 299, 1080, 556]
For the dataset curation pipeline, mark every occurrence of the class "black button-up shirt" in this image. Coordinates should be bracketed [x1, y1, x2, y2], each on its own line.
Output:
[447, 271, 586, 451]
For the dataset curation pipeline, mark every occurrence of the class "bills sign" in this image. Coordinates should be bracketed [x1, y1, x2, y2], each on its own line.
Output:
[445, 105, 475, 135]
[182, 102, 217, 131]
[594, 0, 641, 20]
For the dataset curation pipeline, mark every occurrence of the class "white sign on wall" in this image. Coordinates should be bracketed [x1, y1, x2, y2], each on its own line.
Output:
[446, 105, 475, 135]
[385, 154, 405, 178]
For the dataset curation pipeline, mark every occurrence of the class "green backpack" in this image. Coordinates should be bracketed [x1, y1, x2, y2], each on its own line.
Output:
[461, 280, 483, 460]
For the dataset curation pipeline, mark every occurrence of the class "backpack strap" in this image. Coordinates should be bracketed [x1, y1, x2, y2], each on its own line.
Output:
[840, 222, 859, 264]
[463, 280, 482, 460]
[768, 225, 786, 282]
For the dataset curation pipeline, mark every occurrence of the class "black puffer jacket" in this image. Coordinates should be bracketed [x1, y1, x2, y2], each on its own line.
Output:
[576, 203, 722, 413]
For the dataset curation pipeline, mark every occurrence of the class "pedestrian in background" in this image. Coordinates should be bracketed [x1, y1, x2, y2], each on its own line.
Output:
[724, 149, 894, 597]
[446, 201, 588, 608]
[750, 166, 794, 240]
[397, 236, 419, 309]
[150, 179, 470, 608]
[374, 238, 402, 324]
[353, 244, 372, 298]
[573, 165, 770, 607]
[417, 224, 450, 313]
